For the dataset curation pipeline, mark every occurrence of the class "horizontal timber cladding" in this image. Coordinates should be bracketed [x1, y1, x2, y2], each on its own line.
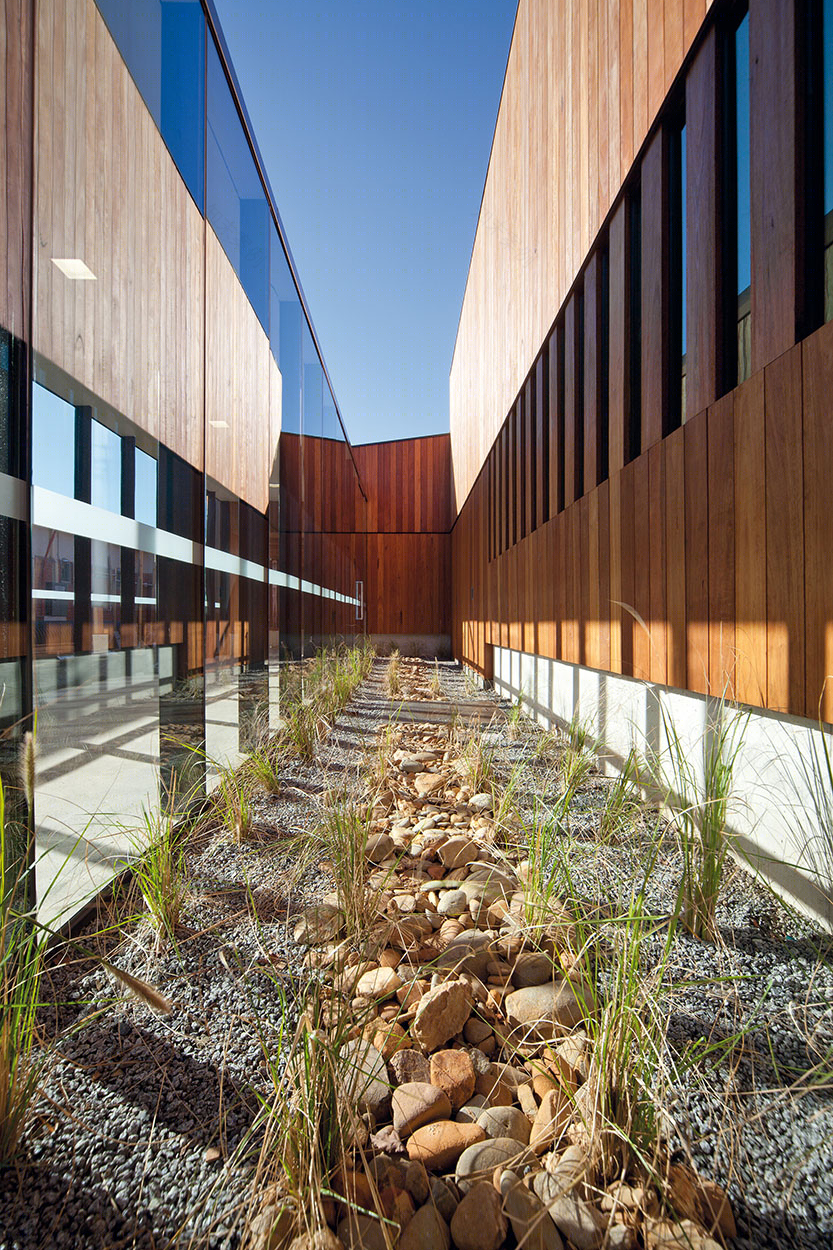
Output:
[452, 317, 833, 728]
[33, 0, 206, 473]
[0, 0, 33, 339]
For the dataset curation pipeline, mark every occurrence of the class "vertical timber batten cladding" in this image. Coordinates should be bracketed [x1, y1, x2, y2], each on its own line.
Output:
[450, 0, 833, 731]
[353, 435, 452, 647]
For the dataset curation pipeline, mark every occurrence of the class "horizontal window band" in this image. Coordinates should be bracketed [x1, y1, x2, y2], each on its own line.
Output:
[31, 488, 358, 605]
[0, 471, 29, 523]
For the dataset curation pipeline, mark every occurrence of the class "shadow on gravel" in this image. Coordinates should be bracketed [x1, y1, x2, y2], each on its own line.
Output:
[57, 1018, 257, 1150]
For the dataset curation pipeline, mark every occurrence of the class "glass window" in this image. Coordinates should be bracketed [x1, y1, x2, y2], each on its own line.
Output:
[823, 0, 833, 319]
[32, 383, 76, 498]
[135, 447, 158, 528]
[94, 0, 205, 212]
[303, 324, 323, 439]
[271, 223, 303, 432]
[91, 419, 122, 515]
[735, 12, 752, 382]
[670, 117, 686, 427]
[207, 37, 269, 331]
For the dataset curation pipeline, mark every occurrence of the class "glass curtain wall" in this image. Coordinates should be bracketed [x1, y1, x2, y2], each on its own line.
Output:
[23, 0, 366, 922]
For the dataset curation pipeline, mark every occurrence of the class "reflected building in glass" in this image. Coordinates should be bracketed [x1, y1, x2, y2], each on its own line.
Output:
[1, 0, 366, 923]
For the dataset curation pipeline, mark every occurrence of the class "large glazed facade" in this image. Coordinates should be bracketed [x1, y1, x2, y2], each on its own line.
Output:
[0, 0, 395, 920]
[451, 0, 833, 927]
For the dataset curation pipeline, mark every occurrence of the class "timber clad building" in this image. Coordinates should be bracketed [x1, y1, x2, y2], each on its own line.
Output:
[2, 0, 833, 926]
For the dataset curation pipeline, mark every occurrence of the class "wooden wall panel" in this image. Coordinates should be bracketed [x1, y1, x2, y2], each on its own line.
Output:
[34, 0, 205, 471]
[750, 0, 800, 375]
[664, 425, 686, 688]
[1, 0, 33, 339]
[684, 409, 709, 693]
[685, 27, 720, 419]
[206, 228, 272, 511]
[450, 0, 707, 510]
[353, 435, 451, 534]
[803, 319, 833, 723]
[733, 372, 766, 707]
[764, 345, 803, 714]
[707, 393, 734, 694]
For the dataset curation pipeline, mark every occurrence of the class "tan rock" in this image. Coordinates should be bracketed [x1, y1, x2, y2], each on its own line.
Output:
[403, 1159, 430, 1204]
[407, 1120, 486, 1172]
[399, 1204, 449, 1250]
[336, 1213, 389, 1250]
[248, 1204, 295, 1250]
[357, 967, 402, 1000]
[286, 1230, 346, 1250]
[504, 980, 588, 1040]
[372, 1020, 411, 1061]
[412, 979, 473, 1052]
[439, 837, 479, 870]
[293, 904, 342, 946]
[499, 1170, 564, 1249]
[414, 772, 444, 797]
[532, 1171, 607, 1249]
[342, 1039, 390, 1120]
[463, 1017, 492, 1045]
[476, 1104, 531, 1144]
[511, 951, 557, 988]
[644, 1218, 722, 1250]
[450, 1181, 507, 1250]
[392, 1082, 453, 1138]
[366, 832, 394, 863]
[530, 1089, 572, 1153]
[429, 1050, 476, 1111]
[390, 1048, 431, 1085]
[454, 1137, 537, 1192]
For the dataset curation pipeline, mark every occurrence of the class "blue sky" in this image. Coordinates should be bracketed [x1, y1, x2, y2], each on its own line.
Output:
[212, 1, 517, 446]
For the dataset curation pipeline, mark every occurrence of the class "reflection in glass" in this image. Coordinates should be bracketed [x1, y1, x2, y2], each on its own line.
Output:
[94, 0, 206, 211]
[270, 223, 303, 431]
[135, 447, 158, 527]
[91, 419, 122, 514]
[32, 383, 76, 498]
[207, 37, 269, 331]
[823, 0, 833, 319]
[735, 12, 751, 382]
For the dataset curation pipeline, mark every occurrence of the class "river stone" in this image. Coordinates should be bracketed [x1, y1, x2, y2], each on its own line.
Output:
[504, 980, 587, 1040]
[356, 966, 402, 1000]
[287, 1231, 346, 1250]
[450, 1181, 508, 1250]
[476, 1104, 531, 1144]
[433, 931, 495, 978]
[454, 1095, 488, 1124]
[454, 1137, 537, 1192]
[407, 1120, 486, 1171]
[336, 1213, 389, 1250]
[392, 1082, 452, 1138]
[342, 1039, 391, 1120]
[463, 1017, 492, 1045]
[437, 889, 469, 917]
[412, 979, 473, 1051]
[499, 1170, 565, 1250]
[439, 837, 479, 870]
[403, 1159, 430, 1204]
[530, 1088, 572, 1152]
[400, 1204, 450, 1250]
[429, 1176, 461, 1221]
[532, 1172, 607, 1250]
[429, 1049, 476, 1110]
[293, 903, 342, 945]
[390, 1049, 431, 1086]
[511, 951, 557, 988]
[468, 792, 493, 812]
[365, 832, 394, 863]
[415, 772, 444, 797]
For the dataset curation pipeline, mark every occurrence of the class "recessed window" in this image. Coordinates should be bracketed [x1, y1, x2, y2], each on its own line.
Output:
[735, 11, 752, 383]
[669, 115, 686, 428]
[627, 183, 642, 462]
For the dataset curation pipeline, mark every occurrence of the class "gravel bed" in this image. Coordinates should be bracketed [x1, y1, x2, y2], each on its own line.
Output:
[1, 656, 831, 1249]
